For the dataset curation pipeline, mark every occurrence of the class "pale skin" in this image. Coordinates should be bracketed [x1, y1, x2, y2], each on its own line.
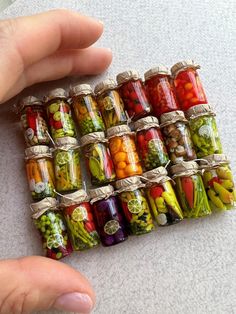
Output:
[0, 9, 112, 314]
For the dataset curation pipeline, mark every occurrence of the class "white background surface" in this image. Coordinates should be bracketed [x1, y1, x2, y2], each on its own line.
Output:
[0, 1, 236, 313]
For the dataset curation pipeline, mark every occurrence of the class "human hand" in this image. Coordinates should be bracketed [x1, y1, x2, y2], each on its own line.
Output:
[0, 9, 112, 103]
[0, 9, 112, 313]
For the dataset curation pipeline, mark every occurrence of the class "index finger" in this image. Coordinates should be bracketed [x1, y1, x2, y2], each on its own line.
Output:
[2, 9, 104, 68]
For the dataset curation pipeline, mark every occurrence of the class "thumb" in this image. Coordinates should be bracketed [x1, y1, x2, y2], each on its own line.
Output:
[0, 256, 95, 314]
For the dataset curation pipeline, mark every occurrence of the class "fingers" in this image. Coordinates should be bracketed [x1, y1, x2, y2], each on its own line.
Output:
[0, 256, 95, 314]
[1, 47, 112, 103]
[2, 9, 104, 67]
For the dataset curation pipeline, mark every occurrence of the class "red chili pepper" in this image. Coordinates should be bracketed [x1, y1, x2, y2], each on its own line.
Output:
[135, 104, 145, 114]
[181, 177, 194, 208]
[150, 186, 164, 199]
[54, 121, 63, 130]
[27, 114, 37, 130]
[122, 202, 132, 221]
[208, 177, 222, 187]
[84, 222, 95, 233]
[145, 129, 156, 142]
[60, 104, 70, 113]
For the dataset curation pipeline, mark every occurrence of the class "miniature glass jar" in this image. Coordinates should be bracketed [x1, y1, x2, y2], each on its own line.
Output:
[60, 190, 100, 250]
[95, 79, 127, 128]
[115, 176, 154, 235]
[171, 161, 211, 218]
[116, 70, 151, 121]
[144, 66, 180, 117]
[44, 88, 76, 139]
[19, 96, 50, 147]
[25, 145, 56, 201]
[54, 137, 82, 193]
[199, 154, 236, 211]
[81, 132, 116, 186]
[70, 84, 105, 136]
[143, 167, 183, 226]
[160, 110, 197, 163]
[90, 185, 128, 246]
[171, 60, 208, 111]
[107, 125, 143, 179]
[185, 104, 223, 157]
[134, 116, 169, 171]
[31, 197, 72, 260]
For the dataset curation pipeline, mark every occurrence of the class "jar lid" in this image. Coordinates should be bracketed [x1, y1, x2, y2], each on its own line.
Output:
[89, 185, 114, 202]
[94, 79, 117, 95]
[116, 70, 140, 85]
[170, 161, 198, 176]
[60, 189, 89, 207]
[25, 145, 52, 159]
[44, 88, 68, 103]
[185, 104, 215, 119]
[160, 110, 187, 126]
[134, 116, 160, 131]
[18, 96, 43, 112]
[143, 166, 168, 180]
[171, 60, 200, 77]
[199, 154, 229, 167]
[55, 137, 78, 148]
[115, 176, 143, 191]
[80, 132, 106, 146]
[31, 197, 58, 219]
[107, 124, 131, 138]
[144, 65, 170, 81]
[70, 84, 93, 97]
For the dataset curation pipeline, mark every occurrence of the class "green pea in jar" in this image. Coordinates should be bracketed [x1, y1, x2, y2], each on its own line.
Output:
[186, 104, 223, 158]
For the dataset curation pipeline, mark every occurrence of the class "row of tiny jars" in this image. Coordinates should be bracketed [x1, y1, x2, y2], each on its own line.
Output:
[18, 59, 207, 148]
[31, 155, 236, 259]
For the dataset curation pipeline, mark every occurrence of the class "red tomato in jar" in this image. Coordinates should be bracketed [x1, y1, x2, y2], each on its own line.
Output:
[144, 129, 157, 142]
[150, 186, 164, 199]
[54, 121, 63, 129]
[130, 91, 137, 100]
[135, 104, 145, 114]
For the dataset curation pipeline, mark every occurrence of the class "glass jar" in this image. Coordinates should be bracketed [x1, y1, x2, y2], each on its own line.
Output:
[18, 96, 50, 147]
[160, 110, 196, 163]
[90, 185, 128, 246]
[185, 104, 223, 157]
[95, 79, 127, 128]
[25, 145, 56, 201]
[60, 190, 100, 250]
[116, 70, 151, 121]
[54, 137, 82, 193]
[143, 167, 183, 226]
[107, 125, 143, 179]
[31, 198, 72, 260]
[171, 60, 208, 111]
[144, 66, 180, 117]
[115, 176, 154, 235]
[44, 88, 76, 139]
[171, 161, 211, 218]
[199, 154, 236, 211]
[134, 116, 169, 171]
[81, 132, 116, 186]
[70, 84, 105, 136]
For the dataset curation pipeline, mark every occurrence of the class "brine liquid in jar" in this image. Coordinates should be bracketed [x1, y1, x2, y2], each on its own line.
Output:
[116, 70, 151, 121]
[134, 116, 169, 171]
[44, 88, 76, 140]
[31, 198, 72, 260]
[60, 190, 100, 251]
[171, 60, 207, 111]
[19, 96, 50, 147]
[81, 132, 116, 186]
[70, 84, 105, 135]
[160, 110, 196, 164]
[107, 125, 143, 179]
[90, 186, 128, 247]
[25, 146, 56, 201]
[144, 66, 180, 117]
[54, 137, 82, 193]
[95, 79, 127, 129]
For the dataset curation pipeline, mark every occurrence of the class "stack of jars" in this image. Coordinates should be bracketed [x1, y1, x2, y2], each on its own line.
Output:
[17, 59, 236, 260]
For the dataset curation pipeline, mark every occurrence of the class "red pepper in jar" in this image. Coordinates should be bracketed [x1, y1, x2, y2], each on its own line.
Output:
[116, 70, 151, 121]
[144, 66, 180, 117]
[171, 60, 208, 111]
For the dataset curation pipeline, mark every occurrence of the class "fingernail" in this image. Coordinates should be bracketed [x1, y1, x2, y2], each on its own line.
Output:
[98, 20, 104, 25]
[54, 292, 93, 314]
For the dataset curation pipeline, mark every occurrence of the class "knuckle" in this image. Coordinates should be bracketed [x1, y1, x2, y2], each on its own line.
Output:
[0, 19, 17, 42]
[0, 289, 27, 314]
[50, 8, 75, 19]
